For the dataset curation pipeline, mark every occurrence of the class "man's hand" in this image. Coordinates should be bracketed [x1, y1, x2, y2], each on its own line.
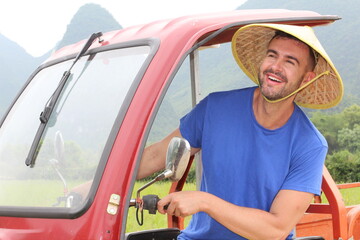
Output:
[157, 191, 209, 217]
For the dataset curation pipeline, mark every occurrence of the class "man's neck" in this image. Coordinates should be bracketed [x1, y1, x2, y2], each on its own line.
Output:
[252, 88, 295, 130]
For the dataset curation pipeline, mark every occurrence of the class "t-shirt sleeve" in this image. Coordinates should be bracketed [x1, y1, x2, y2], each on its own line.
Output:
[179, 96, 209, 149]
[281, 145, 327, 196]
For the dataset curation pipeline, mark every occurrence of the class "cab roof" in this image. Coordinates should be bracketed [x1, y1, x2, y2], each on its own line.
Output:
[46, 9, 339, 62]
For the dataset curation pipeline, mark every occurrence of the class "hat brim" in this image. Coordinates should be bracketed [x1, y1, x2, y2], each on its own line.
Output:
[232, 23, 343, 109]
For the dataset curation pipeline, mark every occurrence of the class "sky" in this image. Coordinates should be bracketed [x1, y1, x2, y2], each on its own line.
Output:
[0, 0, 246, 57]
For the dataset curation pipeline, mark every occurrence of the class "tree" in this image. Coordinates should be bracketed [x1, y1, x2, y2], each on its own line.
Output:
[310, 111, 344, 153]
[338, 124, 360, 152]
[311, 104, 360, 182]
[342, 104, 360, 129]
[326, 150, 360, 183]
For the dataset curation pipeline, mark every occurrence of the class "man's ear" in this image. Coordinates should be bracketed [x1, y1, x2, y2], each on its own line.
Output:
[301, 71, 316, 86]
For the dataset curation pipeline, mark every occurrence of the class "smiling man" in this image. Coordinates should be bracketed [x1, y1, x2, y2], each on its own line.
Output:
[138, 24, 343, 240]
[259, 31, 316, 102]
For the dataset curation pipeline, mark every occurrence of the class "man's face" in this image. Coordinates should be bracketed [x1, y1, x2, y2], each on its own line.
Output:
[258, 36, 313, 101]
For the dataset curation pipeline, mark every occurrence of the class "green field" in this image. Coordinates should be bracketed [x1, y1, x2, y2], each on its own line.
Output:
[0, 179, 84, 207]
[321, 186, 360, 206]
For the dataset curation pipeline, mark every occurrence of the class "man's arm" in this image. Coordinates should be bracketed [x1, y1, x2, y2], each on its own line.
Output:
[158, 189, 313, 240]
[136, 128, 199, 180]
[70, 129, 193, 198]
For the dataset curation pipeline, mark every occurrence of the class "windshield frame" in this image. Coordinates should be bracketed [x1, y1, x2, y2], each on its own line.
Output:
[0, 38, 160, 219]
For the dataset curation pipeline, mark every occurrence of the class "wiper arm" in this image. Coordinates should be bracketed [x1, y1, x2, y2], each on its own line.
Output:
[25, 32, 103, 167]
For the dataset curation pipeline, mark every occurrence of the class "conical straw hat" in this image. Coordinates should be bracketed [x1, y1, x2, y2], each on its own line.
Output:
[231, 23, 343, 109]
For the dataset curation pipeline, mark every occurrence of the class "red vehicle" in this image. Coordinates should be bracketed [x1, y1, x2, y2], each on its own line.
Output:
[0, 9, 359, 240]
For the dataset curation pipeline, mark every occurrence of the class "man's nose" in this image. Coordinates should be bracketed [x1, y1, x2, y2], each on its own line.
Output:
[270, 59, 283, 72]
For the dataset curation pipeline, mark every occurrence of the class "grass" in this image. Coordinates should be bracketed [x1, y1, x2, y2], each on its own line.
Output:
[320, 187, 360, 206]
[341, 187, 360, 205]
[0, 179, 84, 207]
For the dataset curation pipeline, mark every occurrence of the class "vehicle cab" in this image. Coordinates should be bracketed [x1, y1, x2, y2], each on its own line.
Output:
[0, 9, 358, 240]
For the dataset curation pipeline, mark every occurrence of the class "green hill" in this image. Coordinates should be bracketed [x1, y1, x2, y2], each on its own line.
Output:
[55, 3, 122, 51]
[0, 34, 43, 116]
[0, 3, 122, 118]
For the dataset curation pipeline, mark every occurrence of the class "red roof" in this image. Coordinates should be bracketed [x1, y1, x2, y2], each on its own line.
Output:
[47, 9, 339, 62]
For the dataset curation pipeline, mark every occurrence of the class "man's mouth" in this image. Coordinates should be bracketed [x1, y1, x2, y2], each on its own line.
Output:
[268, 75, 282, 83]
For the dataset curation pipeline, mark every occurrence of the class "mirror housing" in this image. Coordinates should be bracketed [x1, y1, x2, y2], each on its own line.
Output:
[132, 137, 191, 207]
[165, 137, 191, 181]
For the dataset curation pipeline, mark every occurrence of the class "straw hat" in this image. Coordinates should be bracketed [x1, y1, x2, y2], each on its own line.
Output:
[231, 23, 343, 109]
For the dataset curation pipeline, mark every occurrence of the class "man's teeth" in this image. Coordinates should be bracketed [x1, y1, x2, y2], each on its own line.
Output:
[269, 76, 282, 83]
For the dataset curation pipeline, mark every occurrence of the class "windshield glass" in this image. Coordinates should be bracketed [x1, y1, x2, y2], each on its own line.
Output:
[0, 46, 150, 211]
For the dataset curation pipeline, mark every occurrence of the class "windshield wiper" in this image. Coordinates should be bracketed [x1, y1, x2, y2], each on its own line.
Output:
[25, 32, 103, 167]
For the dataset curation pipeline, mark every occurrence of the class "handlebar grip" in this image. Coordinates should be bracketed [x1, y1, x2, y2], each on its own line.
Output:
[142, 195, 170, 214]
[142, 195, 160, 214]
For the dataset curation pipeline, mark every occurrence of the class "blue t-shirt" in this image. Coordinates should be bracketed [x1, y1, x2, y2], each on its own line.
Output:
[178, 87, 327, 240]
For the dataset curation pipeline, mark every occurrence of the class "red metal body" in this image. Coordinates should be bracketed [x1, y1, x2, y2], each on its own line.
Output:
[0, 9, 358, 240]
[296, 167, 360, 239]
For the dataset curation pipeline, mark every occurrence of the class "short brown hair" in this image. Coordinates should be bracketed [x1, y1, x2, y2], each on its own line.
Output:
[271, 30, 318, 70]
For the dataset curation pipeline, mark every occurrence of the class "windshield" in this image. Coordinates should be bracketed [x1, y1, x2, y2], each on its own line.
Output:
[0, 46, 150, 212]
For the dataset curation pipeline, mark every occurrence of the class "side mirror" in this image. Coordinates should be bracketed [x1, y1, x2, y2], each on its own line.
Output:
[136, 137, 191, 196]
[130, 137, 191, 225]
[50, 131, 69, 207]
[54, 130, 65, 162]
[161, 137, 191, 182]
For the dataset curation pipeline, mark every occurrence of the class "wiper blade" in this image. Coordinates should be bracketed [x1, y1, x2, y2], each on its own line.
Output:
[25, 32, 103, 167]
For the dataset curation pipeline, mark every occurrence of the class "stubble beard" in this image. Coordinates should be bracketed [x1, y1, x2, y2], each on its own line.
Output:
[258, 69, 303, 101]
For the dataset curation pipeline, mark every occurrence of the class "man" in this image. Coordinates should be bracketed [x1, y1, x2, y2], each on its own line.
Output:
[137, 24, 343, 240]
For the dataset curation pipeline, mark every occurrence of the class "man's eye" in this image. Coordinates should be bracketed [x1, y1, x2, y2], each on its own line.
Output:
[287, 60, 295, 65]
